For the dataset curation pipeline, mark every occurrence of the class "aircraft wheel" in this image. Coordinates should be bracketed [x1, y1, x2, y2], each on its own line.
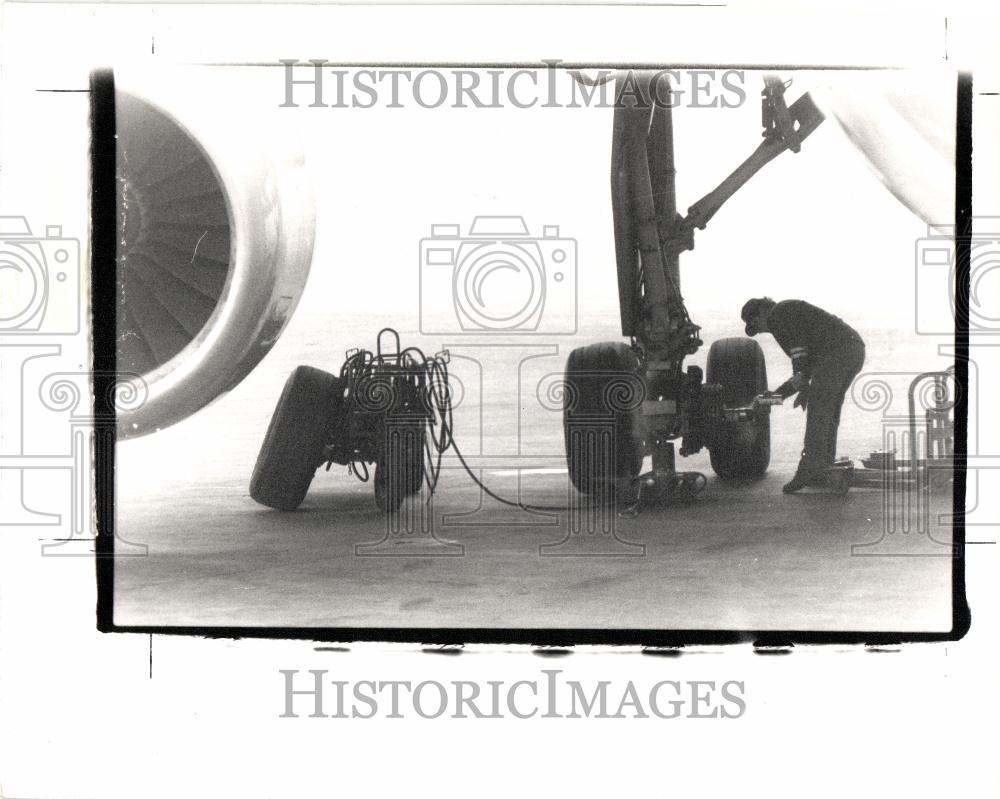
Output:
[563, 342, 645, 495]
[249, 365, 345, 510]
[707, 337, 771, 481]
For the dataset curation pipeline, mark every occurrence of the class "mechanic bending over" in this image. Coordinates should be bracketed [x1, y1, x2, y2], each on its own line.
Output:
[740, 297, 865, 493]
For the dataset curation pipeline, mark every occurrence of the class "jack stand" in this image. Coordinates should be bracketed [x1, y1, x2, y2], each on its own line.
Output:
[619, 442, 707, 517]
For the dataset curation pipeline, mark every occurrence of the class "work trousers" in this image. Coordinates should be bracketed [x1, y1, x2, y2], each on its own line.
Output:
[799, 335, 866, 472]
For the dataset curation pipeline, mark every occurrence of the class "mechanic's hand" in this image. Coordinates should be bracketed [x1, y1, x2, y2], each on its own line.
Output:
[793, 386, 809, 411]
[790, 372, 808, 392]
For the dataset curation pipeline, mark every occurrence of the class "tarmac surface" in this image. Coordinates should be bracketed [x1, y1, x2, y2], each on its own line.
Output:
[114, 314, 957, 633]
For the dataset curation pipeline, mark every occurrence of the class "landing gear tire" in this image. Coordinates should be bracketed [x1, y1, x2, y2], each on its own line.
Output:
[374, 423, 426, 513]
[707, 337, 771, 481]
[563, 342, 645, 495]
[249, 365, 345, 511]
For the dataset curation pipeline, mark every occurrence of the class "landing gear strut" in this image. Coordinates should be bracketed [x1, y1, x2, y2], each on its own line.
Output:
[561, 71, 823, 510]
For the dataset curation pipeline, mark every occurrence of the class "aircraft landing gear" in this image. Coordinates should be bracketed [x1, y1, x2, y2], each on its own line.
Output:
[250, 328, 447, 514]
[620, 442, 708, 517]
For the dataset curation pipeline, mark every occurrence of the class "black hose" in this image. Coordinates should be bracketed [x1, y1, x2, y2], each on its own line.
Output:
[338, 331, 575, 513]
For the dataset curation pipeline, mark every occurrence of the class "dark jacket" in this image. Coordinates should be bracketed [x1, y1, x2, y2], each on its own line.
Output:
[768, 300, 862, 395]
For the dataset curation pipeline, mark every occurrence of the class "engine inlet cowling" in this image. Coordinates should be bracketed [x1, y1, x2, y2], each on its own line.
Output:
[93, 70, 316, 438]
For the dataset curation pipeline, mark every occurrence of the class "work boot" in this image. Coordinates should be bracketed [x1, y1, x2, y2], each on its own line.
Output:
[782, 468, 823, 494]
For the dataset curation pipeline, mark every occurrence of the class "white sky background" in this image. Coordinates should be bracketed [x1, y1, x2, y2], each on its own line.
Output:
[0, 4, 960, 344]
[139, 63, 938, 333]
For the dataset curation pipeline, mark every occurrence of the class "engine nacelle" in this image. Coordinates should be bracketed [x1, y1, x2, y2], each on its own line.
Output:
[810, 69, 956, 231]
[92, 68, 315, 438]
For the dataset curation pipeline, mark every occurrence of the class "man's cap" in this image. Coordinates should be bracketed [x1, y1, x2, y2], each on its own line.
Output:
[741, 297, 775, 323]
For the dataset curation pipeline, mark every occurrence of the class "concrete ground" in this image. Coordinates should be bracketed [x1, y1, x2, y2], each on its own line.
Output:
[114, 315, 956, 633]
[114, 466, 954, 632]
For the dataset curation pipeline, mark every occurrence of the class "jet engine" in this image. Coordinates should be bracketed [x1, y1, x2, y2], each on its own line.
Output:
[92, 69, 315, 438]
